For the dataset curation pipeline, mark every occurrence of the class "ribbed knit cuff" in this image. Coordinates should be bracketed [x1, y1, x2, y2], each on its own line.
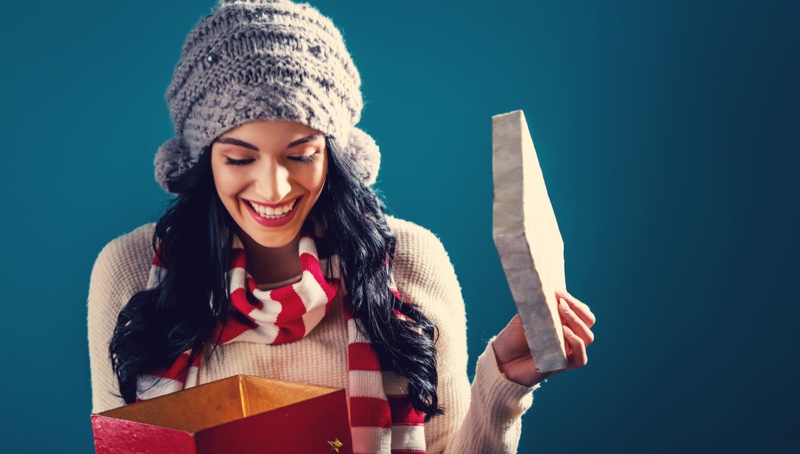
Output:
[472, 336, 539, 425]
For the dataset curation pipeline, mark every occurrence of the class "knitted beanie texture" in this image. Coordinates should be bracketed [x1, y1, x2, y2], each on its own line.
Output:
[154, 0, 380, 192]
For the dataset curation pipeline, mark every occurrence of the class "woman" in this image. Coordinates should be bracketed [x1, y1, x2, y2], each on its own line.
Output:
[87, 1, 596, 452]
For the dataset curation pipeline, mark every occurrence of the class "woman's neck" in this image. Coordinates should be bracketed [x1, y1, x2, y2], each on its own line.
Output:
[236, 230, 304, 286]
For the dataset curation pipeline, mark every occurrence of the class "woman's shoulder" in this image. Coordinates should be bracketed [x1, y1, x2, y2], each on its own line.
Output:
[384, 215, 462, 305]
[385, 215, 448, 257]
[100, 223, 155, 253]
[93, 223, 156, 267]
[89, 223, 156, 297]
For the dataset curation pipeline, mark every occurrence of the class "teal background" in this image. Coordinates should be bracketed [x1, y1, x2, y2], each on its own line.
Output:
[1, 0, 798, 452]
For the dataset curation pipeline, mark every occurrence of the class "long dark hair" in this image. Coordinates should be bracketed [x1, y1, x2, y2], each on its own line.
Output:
[110, 137, 443, 420]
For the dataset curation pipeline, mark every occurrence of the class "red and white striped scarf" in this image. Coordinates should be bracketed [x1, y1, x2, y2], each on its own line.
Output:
[136, 227, 425, 454]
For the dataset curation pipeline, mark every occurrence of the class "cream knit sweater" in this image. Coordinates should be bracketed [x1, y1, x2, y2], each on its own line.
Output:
[88, 216, 538, 453]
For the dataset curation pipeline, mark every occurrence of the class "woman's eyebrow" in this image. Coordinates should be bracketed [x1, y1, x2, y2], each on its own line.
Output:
[287, 134, 323, 149]
[214, 137, 259, 151]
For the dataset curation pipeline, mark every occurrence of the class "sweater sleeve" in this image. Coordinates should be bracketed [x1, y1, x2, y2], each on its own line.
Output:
[387, 217, 539, 454]
[87, 224, 155, 414]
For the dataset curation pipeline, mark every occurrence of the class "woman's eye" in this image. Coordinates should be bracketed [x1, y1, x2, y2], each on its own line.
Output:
[225, 157, 255, 166]
[288, 152, 319, 164]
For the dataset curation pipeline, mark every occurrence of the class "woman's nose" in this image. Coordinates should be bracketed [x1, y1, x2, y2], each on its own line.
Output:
[255, 162, 292, 203]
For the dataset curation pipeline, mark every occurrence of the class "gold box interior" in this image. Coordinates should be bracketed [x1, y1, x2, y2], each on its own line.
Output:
[98, 375, 339, 433]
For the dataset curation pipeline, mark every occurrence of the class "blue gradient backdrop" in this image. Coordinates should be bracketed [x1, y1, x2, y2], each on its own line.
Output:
[1, 0, 798, 452]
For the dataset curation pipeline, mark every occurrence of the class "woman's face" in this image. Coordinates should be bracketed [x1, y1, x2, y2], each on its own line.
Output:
[210, 119, 328, 248]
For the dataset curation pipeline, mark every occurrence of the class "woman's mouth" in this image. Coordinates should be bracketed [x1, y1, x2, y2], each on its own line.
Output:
[243, 197, 301, 227]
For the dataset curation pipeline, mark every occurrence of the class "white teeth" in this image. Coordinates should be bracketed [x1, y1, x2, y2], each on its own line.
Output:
[249, 199, 296, 218]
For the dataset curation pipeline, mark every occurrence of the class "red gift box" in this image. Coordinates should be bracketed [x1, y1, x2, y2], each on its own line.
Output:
[91, 375, 353, 454]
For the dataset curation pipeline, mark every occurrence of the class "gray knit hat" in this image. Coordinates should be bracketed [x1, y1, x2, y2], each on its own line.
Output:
[154, 0, 380, 193]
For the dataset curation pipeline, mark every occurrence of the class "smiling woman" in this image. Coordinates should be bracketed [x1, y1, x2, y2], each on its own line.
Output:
[87, 1, 595, 453]
[211, 121, 327, 249]
[210, 121, 330, 285]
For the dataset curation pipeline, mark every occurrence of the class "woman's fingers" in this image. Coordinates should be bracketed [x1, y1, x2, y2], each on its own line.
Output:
[493, 314, 546, 387]
[558, 297, 595, 347]
[557, 290, 596, 327]
[562, 325, 588, 368]
[493, 314, 533, 363]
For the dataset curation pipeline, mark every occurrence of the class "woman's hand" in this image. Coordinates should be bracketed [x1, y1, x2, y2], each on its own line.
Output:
[492, 290, 596, 387]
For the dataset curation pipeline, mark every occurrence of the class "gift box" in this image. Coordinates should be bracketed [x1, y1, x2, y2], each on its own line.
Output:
[91, 375, 353, 454]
